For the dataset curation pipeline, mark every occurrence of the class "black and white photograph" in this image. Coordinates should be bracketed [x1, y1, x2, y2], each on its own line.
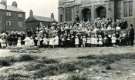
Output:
[0, 0, 135, 80]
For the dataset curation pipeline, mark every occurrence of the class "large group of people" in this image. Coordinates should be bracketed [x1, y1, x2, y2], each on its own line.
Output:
[0, 18, 134, 48]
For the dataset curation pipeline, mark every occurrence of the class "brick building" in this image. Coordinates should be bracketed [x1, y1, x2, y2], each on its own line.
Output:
[25, 10, 56, 32]
[0, 0, 25, 32]
[58, 0, 135, 26]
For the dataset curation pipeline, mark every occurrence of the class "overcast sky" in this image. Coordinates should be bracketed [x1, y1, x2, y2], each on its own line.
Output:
[7, 0, 58, 20]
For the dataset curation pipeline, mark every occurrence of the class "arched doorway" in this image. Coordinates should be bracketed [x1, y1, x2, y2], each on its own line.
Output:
[82, 8, 91, 22]
[96, 6, 106, 18]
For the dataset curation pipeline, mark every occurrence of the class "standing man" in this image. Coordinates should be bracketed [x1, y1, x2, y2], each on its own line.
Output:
[129, 24, 134, 46]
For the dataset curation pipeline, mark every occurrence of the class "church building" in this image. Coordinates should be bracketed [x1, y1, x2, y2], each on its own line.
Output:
[58, 0, 135, 26]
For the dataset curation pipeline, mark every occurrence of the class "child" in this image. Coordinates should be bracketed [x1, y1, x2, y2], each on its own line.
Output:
[54, 35, 59, 47]
[82, 36, 87, 47]
[98, 35, 103, 47]
[43, 36, 48, 48]
[24, 36, 31, 48]
[30, 37, 34, 47]
[94, 35, 98, 47]
[1, 38, 6, 48]
[17, 37, 22, 48]
[112, 34, 116, 46]
[87, 36, 91, 47]
[75, 35, 79, 48]
[91, 35, 95, 47]
[49, 36, 55, 48]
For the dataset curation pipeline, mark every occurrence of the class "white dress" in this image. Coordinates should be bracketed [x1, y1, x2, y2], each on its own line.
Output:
[54, 36, 59, 46]
[24, 37, 31, 47]
[17, 40, 22, 47]
[43, 38, 48, 45]
[49, 38, 55, 46]
[98, 38, 103, 45]
[87, 37, 91, 44]
[75, 37, 79, 45]
[30, 39, 34, 46]
[91, 37, 95, 44]
[83, 38, 86, 44]
[0, 39, 6, 47]
[112, 36, 116, 44]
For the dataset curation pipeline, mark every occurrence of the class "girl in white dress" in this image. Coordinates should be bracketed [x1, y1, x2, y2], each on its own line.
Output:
[30, 37, 34, 47]
[112, 34, 116, 46]
[49, 36, 55, 48]
[43, 36, 48, 47]
[91, 35, 95, 47]
[82, 36, 87, 47]
[0, 38, 6, 48]
[17, 37, 22, 48]
[54, 35, 59, 47]
[24, 36, 31, 48]
[94, 35, 98, 47]
[98, 35, 103, 47]
[75, 36, 79, 48]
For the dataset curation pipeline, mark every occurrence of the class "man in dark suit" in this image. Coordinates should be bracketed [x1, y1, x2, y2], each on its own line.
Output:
[129, 24, 134, 46]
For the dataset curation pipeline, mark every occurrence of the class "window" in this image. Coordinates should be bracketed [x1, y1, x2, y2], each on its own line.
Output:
[6, 21, 12, 26]
[65, 7, 72, 21]
[60, 15, 63, 22]
[18, 21, 23, 27]
[18, 13, 23, 17]
[124, 0, 133, 17]
[117, 1, 121, 18]
[6, 12, 12, 16]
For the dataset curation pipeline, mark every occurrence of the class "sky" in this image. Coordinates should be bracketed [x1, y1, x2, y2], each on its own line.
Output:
[7, 0, 58, 20]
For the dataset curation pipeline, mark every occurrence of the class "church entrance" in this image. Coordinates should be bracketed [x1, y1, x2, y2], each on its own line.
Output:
[82, 8, 91, 22]
[96, 6, 106, 18]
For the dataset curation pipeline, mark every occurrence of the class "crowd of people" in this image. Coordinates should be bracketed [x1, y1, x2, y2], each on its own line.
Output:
[0, 18, 134, 48]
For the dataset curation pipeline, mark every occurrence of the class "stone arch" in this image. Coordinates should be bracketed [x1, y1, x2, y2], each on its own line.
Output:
[82, 8, 91, 22]
[96, 6, 106, 18]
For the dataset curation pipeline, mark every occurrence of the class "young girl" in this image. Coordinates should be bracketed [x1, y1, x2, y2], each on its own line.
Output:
[94, 35, 98, 47]
[1, 38, 6, 48]
[112, 34, 116, 46]
[49, 36, 55, 48]
[82, 36, 87, 47]
[98, 35, 103, 47]
[75, 35, 79, 48]
[91, 35, 95, 47]
[17, 37, 22, 48]
[24, 36, 31, 48]
[30, 37, 34, 47]
[43, 36, 48, 48]
[54, 35, 59, 47]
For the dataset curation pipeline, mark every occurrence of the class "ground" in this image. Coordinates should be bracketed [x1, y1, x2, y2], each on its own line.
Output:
[0, 47, 135, 80]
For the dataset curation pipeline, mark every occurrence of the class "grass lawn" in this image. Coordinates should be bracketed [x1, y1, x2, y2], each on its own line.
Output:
[0, 47, 135, 80]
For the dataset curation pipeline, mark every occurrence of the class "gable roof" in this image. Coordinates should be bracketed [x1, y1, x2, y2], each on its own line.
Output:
[25, 15, 53, 22]
[0, 4, 24, 12]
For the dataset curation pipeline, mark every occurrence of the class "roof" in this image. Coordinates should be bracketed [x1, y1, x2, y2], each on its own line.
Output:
[25, 15, 53, 22]
[0, 4, 24, 12]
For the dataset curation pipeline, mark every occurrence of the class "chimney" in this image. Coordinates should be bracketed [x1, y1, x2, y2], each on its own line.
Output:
[51, 13, 55, 21]
[12, 1, 17, 7]
[30, 10, 33, 17]
[0, 0, 7, 6]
